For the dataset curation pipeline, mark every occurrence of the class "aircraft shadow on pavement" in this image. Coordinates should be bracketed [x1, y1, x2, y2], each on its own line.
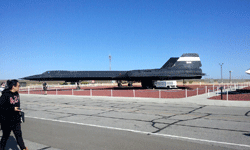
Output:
[226, 89, 250, 95]
[0, 136, 20, 150]
[54, 87, 182, 91]
[174, 86, 194, 90]
[90, 86, 185, 90]
[89, 87, 143, 90]
[49, 87, 144, 91]
[47, 86, 197, 91]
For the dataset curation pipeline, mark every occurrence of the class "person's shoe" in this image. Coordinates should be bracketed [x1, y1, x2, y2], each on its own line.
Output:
[23, 147, 28, 150]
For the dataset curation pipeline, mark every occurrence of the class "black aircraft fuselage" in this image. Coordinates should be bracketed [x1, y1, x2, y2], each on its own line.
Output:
[22, 53, 205, 88]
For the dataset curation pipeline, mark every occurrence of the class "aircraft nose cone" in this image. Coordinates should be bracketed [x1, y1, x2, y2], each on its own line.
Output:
[21, 74, 42, 80]
[246, 69, 250, 74]
[21, 76, 32, 80]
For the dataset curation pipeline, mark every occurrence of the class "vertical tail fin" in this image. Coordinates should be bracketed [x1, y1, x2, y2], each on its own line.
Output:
[161, 53, 202, 69]
[173, 53, 202, 69]
[161, 57, 179, 69]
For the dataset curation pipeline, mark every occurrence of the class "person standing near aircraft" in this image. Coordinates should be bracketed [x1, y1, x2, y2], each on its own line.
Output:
[0, 82, 5, 93]
[0, 80, 28, 150]
[43, 82, 47, 95]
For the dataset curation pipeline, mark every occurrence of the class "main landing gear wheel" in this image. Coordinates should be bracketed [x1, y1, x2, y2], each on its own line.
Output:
[141, 80, 154, 89]
[118, 83, 122, 87]
[76, 81, 80, 90]
[117, 80, 122, 87]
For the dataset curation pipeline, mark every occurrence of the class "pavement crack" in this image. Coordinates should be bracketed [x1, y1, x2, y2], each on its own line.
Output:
[150, 117, 166, 130]
[151, 105, 209, 133]
[152, 114, 211, 133]
[187, 105, 207, 114]
[245, 111, 250, 116]
[37, 146, 51, 150]
[95, 110, 114, 115]
[130, 105, 144, 109]
[177, 124, 249, 133]
[54, 114, 77, 120]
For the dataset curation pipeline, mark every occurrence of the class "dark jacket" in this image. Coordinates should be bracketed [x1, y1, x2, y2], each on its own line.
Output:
[0, 89, 21, 126]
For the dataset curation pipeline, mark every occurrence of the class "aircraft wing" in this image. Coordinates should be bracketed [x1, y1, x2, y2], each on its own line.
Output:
[22, 71, 128, 82]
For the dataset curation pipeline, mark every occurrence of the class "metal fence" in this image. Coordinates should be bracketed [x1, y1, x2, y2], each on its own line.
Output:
[19, 82, 250, 99]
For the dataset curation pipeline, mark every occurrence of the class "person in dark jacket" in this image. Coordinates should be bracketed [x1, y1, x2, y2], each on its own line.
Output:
[0, 80, 28, 150]
[43, 82, 47, 95]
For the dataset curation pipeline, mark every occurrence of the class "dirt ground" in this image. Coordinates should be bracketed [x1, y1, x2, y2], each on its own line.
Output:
[209, 86, 250, 101]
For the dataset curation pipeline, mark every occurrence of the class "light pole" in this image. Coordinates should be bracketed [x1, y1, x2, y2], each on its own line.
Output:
[219, 63, 224, 83]
[229, 71, 232, 83]
[109, 55, 111, 71]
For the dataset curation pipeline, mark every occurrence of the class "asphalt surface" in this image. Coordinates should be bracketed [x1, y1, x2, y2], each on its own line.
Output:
[1, 92, 250, 150]
[21, 117, 234, 150]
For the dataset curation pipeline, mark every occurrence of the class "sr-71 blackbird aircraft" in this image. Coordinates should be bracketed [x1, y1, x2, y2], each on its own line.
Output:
[22, 53, 205, 89]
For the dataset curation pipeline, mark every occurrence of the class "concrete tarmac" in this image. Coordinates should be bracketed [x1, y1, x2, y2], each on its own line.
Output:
[1, 92, 250, 149]
[21, 117, 234, 150]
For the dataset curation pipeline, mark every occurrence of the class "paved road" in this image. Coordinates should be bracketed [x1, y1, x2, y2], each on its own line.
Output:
[21, 117, 234, 150]
[2, 94, 250, 149]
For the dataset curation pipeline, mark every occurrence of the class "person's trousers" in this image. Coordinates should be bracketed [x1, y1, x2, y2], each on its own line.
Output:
[0, 123, 26, 149]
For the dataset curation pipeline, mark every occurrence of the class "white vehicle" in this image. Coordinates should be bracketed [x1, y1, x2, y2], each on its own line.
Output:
[154, 80, 177, 88]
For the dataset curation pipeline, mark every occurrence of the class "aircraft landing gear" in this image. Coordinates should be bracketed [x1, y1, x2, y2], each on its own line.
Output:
[76, 81, 80, 90]
[117, 80, 122, 87]
[141, 80, 154, 89]
[128, 81, 133, 87]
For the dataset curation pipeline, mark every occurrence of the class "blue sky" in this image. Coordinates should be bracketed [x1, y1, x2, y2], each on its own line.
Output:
[0, 0, 249, 80]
